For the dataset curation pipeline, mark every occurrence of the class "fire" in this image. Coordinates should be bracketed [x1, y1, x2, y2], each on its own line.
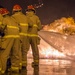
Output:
[43, 17, 75, 35]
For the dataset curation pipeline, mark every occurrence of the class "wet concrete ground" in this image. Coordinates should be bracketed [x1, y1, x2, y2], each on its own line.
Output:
[3, 58, 75, 75]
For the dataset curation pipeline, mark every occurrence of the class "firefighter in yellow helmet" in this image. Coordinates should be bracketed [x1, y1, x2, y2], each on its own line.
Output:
[26, 5, 42, 66]
[12, 4, 33, 69]
[0, 8, 21, 74]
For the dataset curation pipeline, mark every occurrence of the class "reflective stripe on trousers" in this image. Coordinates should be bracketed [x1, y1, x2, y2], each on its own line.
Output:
[28, 34, 38, 37]
[20, 33, 28, 36]
[3, 35, 20, 38]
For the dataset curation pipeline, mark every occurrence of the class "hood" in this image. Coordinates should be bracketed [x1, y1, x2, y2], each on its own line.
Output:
[26, 11, 35, 17]
[13, 11, 23, 15]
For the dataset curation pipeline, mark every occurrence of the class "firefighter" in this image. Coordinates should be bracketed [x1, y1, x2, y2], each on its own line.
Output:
[12, 4, 32, 69]
[0, 8, 5, 73]
[0, 9, 3, 73]
[0, 8, 21, 74]
[26, 5, 42, 66]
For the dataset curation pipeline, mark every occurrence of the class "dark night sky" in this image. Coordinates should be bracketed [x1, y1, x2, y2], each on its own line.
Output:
[0, 0, 75, 24]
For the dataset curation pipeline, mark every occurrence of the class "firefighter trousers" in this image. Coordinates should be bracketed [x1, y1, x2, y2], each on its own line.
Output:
[20, 36, 29, 67]
[28, 37, 39, 64]
[0, 38, 21, 72]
